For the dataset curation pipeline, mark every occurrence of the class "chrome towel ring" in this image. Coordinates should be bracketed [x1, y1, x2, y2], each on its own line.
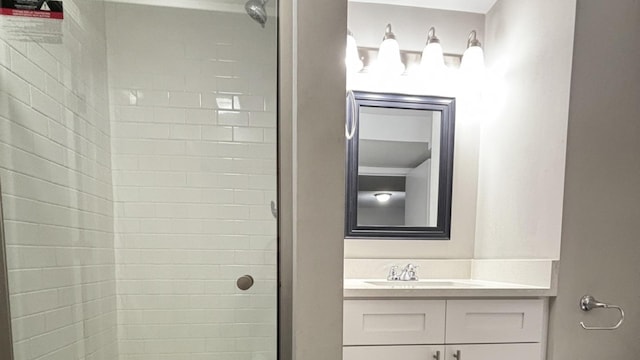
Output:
[579, 294, 625, 330]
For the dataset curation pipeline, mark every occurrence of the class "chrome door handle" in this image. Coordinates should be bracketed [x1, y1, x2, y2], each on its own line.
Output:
[579, 294, 625, 330]
[452, 350, 461, 359]
[433, 350, 440, 360]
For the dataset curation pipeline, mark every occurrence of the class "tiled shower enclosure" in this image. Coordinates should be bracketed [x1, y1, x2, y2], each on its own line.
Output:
[0, 0, 278, 359]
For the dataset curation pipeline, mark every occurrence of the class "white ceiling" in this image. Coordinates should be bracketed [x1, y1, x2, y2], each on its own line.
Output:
[106, 0, 276, 14]
[360, 140, 430, 169]
[349, 0, 498, 14]
[107, 0, 495, 16]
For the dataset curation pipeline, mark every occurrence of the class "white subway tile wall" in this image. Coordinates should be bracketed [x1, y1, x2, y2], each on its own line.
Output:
[0, 0, 118, 359]
[106, 4, 277, 360]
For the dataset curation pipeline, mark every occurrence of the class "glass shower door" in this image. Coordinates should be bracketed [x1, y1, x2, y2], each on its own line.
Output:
[0, 0, 278, 359]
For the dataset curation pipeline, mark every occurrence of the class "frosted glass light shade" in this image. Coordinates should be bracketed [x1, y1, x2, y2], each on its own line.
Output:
[461, 46, 485, 74]
[346, 34, 363, 73]
[420, 42, 445, 71]
[375, 38, 405, 76]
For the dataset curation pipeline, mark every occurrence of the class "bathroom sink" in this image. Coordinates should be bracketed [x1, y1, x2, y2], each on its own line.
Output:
[364, 280, 484, 288]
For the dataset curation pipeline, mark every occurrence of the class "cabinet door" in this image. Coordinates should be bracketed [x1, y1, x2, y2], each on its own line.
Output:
[446, 299, 544, 344]
[444, 344, 542, 360]
[344, 345, 446, 360]
[344, 300, 446, 345]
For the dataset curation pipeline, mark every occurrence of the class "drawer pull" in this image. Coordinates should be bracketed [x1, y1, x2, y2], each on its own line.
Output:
[433, 350, 441, 360]
[453, 350, 461, 359]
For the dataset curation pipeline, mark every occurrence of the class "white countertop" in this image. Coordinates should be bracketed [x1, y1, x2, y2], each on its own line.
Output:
[344, 278, 555, 298]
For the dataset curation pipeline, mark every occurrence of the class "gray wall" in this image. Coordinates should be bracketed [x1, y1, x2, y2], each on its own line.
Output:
[279, 0, 347, 360]
[547, 0, 640, 357]
[359, 205, 405, 226]
[474, 0, 576, 259]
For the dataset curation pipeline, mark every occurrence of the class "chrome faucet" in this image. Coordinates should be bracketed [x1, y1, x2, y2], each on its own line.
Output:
[399, 263, 419, 281]
[387, 263, 419, 281]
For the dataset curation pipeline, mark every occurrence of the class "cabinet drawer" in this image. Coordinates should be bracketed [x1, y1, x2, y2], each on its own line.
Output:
[344, 300, 446, 345]
[446, 299, 544, 344]
[344, 345, 445, 360]
[444, 343, 542, 360]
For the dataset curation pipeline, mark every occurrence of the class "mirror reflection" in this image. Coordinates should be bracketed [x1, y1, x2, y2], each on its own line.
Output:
[345, 91, 455, 239]
[357, 106, 441, 227]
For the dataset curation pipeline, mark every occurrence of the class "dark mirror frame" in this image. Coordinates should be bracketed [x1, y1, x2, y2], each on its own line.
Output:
[345, 91, 456, 239]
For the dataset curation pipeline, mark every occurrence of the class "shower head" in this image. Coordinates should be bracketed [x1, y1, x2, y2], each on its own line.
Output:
[245, 0, 268, 28]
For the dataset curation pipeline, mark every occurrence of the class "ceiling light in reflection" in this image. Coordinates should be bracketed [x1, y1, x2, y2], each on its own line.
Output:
[374, 193, 392, 203]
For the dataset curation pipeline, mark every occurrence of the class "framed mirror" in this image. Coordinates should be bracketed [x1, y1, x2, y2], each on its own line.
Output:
[345, 91, 455, 239]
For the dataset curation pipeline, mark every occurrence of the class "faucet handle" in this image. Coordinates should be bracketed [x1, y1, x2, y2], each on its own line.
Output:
[387, 265, 400, 281]
[404, 263, 418, 270]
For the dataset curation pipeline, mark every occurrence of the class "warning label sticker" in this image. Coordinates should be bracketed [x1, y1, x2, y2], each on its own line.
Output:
[1, 0, 63, 19]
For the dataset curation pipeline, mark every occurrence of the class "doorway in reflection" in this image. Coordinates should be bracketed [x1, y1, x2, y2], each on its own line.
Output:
[357, 106, 441, 227]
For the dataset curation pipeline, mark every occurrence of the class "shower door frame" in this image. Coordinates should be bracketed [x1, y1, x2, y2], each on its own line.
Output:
[277, 0, 293, 358]
[0, 180, 14, 360]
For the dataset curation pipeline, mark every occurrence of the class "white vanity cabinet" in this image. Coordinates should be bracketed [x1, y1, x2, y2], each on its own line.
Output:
[343, 299, 546, 360]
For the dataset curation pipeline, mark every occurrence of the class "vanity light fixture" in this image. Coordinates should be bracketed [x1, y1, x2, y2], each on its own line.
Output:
[460, 30, 485, 74]
[346, 29, 364, 73]
[374, 192, 392, 203]
[374, 24, 405, 76]
[420, 27, 445, 72]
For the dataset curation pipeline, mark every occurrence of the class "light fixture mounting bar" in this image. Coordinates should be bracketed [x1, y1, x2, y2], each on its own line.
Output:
[356, 47, 462, 73]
